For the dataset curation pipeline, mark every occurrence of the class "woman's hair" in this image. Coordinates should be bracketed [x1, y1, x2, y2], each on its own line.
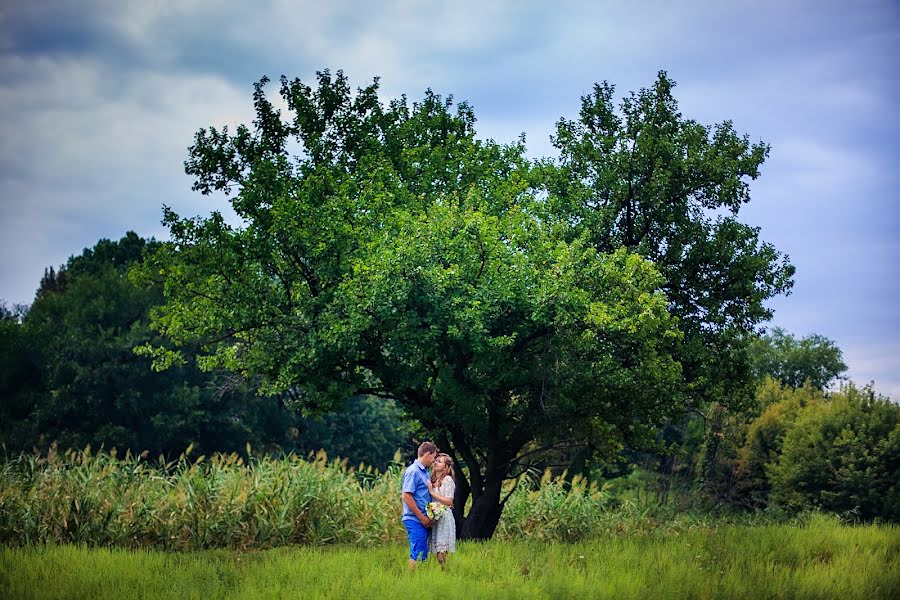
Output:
[430, 453, 454, 487]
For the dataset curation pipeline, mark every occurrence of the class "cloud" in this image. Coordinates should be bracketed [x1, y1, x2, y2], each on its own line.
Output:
[0, 51, 255, 304]
[841, 342, 900, 401]
[0, 0, 897, 397]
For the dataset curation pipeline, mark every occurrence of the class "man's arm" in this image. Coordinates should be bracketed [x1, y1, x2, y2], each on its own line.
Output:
[403, 492, 433, 527]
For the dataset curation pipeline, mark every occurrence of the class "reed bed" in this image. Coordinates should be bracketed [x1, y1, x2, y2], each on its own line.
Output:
[0, 445, 403, 550]
[1, 445, 803, 551]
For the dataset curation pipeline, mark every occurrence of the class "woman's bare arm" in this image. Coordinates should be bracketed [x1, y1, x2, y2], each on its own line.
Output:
[428, 481, 454, 507]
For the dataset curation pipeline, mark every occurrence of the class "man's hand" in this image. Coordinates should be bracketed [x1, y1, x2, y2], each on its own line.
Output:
[419, 515, 434, 528]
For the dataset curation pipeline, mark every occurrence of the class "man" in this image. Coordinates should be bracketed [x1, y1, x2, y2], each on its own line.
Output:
[401, 441, 437, 570]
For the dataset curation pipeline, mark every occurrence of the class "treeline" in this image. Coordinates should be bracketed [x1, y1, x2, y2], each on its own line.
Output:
[623, 332, 899, 520]
[683, 378, 897, 519]
[1, 231, 898, 521]
[0, 233, 413, 470]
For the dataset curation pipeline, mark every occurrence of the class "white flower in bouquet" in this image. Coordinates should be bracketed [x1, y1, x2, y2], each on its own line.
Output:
[426, 501, 447, 520]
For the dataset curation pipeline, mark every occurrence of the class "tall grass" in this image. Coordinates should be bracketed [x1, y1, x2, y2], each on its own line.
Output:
[0, 445, 404, 550]
[2, 515, 897, 599]
[1, 446, 808, 551]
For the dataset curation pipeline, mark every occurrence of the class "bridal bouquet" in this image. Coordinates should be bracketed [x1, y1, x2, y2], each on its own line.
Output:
[426, 501, 448, 521]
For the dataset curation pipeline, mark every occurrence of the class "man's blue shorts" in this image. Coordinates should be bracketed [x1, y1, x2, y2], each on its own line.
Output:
[403, 519, 429, 561]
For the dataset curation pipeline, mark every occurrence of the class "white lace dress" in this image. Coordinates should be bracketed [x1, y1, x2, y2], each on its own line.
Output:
[429, 477, 456, 554]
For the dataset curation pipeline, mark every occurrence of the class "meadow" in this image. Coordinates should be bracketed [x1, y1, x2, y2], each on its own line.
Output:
[2, 516, 898, 599]
[1, 447, 898, 598]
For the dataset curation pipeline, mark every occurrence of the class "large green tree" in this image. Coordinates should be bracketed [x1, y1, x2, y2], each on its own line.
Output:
[545, 73, 795, 495]
[139, 71, 685, 539]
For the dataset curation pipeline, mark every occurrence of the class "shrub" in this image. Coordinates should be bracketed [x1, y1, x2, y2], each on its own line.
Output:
[768, 383, 899, 520]
[733, 378, 825, 506]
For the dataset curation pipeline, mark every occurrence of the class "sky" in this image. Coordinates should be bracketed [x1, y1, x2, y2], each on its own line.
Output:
[1, 0, 898, 397]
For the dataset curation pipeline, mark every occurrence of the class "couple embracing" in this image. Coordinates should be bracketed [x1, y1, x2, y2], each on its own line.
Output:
[401, 441, 456, 571]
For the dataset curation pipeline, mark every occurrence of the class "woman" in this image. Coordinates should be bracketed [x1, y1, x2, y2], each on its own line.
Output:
[427, 453, 456, 569]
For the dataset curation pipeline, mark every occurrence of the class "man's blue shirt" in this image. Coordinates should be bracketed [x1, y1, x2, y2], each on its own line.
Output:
[401, 459, 430, 522]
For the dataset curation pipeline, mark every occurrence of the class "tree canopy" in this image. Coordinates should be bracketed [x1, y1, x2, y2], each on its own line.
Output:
[546, 73, 795, 409]
[0, 233, 298, 457]
[749, 327, 847, 390]
[138, 70, 794, 539]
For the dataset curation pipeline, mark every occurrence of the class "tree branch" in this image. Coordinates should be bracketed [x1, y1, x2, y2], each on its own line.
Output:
[498, 440, 584, 472]
[500, 476, 523, 507]
[450, 426, 483, 495]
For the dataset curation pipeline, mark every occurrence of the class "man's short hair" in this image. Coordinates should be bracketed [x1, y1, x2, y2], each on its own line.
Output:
[417, 441, 438, 457]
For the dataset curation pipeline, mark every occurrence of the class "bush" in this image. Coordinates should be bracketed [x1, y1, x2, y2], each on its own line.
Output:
[733, 378, 825, 506]
[768, 383, 900, 520]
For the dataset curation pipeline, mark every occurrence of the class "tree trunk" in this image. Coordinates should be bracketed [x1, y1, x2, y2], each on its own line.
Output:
[441, 425, 527, 541]
[459, 478, 504, 540]
[450, 462, 470, 537]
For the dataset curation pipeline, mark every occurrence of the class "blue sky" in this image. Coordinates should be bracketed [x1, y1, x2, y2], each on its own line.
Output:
[1, 0, 898, 397]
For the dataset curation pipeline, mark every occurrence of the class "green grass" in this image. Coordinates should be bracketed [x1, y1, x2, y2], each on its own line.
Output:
[2, 515, 897, 599]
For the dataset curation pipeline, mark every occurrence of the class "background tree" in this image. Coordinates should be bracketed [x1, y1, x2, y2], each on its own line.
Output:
[749, 327, 847, 390]
[731, 377, 826, 507]
[547, 72, 795, 411]
[0, 233, 298, 457]
[0, 302, 40, 443]
[138, 71, 685, 539]
[296, 395, 414, 471]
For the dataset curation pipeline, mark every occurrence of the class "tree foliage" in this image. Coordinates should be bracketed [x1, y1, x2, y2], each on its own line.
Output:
[296, 395, 414, 471]
[769, 382, 899, 520]
[732, 377, 826, 506]
[0, 233, 297, 457]
[546, 73, 795, 409]
[749, 327, 847, 390]
[139, 70, 794, 538]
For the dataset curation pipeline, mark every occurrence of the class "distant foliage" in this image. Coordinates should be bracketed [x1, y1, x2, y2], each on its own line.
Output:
[733, 378, 825, 505]
[296, 395, 414, 472]
[749, 327, 847, 389]
[693, 379, 900, 521]
[769, 383, 899, 520]
[0, 233, 298, 457]
[1, 233, 415, 465]
[679, 375, 899, 523]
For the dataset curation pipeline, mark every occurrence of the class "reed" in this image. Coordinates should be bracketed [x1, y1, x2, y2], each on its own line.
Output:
[0, 445, 406, 550]
[1, 446, 805, 551]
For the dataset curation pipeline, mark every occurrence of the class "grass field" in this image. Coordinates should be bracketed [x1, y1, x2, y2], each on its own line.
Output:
[2, 516, 897, 599]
